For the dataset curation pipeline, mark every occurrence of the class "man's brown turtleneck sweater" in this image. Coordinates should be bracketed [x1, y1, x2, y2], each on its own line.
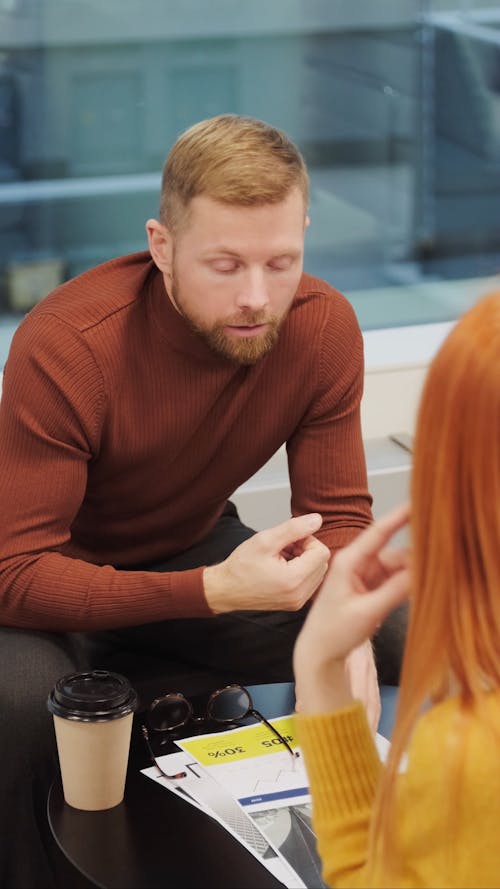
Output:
[0, 252, 371, 631]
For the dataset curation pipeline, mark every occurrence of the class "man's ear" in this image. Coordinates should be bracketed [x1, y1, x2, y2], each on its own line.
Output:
[145, 218, 173, 276]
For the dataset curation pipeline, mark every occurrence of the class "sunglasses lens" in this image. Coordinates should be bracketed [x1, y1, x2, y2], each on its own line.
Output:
[208, 686, 251, 722]
[149, 694, 191, 731]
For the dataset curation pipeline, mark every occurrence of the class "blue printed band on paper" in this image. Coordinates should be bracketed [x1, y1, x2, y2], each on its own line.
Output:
[238, 786, 310, 806]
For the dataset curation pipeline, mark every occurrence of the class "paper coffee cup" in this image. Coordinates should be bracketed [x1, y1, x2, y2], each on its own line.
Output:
[47, 670, 138, 811]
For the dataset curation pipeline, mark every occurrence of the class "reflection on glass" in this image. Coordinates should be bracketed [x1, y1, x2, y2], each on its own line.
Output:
[1, 0, 500, 363]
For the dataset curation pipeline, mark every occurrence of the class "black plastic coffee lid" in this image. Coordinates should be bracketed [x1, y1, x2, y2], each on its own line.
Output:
[47, 670, 138, 722]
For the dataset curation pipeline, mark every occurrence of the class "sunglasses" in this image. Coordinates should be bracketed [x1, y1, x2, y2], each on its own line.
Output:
[141, 683, 299, 780]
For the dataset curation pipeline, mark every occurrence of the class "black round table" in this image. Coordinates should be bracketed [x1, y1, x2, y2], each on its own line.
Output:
[48, 684, 295, 888]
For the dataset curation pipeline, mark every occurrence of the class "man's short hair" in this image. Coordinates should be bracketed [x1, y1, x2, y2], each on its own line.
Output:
[160, 114, 309, 232]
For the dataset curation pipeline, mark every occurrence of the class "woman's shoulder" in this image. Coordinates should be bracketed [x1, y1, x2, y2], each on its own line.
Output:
[408, 689, 500, 771]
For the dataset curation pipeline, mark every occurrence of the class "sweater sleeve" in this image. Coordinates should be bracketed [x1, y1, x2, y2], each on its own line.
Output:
[287, 293, 372, 554]
[0, 313, 211, 631]
[295, 702, 381, 888]
[297, 697, 500, 889]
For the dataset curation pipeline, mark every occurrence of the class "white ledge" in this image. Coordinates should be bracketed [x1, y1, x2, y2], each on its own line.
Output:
[363, 321, 454, 372]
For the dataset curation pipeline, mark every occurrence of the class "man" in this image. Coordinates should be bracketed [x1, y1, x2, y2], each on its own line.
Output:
[0, 114, 381, 887]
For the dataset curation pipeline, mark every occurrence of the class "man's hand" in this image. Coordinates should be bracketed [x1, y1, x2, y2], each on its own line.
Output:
[293, 504, 410, 729]
[294, 642, 380, 731]
[203, 513, 330, 614]
[345, 642, 380, 732]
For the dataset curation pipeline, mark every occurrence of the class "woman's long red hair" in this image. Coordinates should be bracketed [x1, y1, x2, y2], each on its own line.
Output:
[368, 292, 500, 880]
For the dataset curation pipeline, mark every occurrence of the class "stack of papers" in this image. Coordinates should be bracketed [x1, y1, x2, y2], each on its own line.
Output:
[141, 714, 389, 888]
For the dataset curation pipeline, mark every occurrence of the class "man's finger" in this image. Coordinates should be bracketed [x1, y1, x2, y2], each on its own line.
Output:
[260, 513, 323, 553]
[287, 539, 330, 585]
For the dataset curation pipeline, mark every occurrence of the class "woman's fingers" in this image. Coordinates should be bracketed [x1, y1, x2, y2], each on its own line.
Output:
[360, 566, 411, 623]
[334, 503, 410, 578]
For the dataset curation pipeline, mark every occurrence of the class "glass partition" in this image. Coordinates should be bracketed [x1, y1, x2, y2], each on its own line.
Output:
[1, 0, 500, 364]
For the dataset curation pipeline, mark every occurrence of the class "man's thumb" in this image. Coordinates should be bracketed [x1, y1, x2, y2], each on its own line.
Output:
[262, 513, 323, 551]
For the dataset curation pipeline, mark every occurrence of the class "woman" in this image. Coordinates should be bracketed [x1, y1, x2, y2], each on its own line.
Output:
[293, 292, 500, 888]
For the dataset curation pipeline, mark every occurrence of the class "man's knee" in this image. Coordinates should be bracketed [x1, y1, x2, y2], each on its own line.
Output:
[0, 629, 80, 888]
[175, 606, 308, 685]
[0, 628, 80, 755]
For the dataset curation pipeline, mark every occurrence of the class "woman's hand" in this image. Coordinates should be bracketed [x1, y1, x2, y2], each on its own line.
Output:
[293, 504, 411, 718]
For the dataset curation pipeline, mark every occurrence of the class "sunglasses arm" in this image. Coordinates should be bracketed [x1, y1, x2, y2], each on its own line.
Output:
[141, 725, 187, 780]
[249, 709, 300, 759]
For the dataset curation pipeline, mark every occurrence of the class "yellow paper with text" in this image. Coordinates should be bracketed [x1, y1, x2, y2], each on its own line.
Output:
[180, 716, 299, 766]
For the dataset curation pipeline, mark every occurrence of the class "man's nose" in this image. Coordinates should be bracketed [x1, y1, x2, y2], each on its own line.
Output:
[235, 268, 270, 311]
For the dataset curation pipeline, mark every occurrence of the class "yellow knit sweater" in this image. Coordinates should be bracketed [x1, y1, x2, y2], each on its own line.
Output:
[295, 693, 500, 888]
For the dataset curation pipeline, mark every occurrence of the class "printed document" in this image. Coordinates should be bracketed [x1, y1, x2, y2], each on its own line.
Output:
[141, 714, 390, 889]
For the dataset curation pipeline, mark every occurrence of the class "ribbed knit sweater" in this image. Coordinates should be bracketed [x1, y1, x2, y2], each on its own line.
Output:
[0, 252, 371, 631]
[296, 694, 500, 887]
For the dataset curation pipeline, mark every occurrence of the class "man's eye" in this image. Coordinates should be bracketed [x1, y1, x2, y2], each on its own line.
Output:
[211, 261, 239, 273]
[269, 257, 293, 271]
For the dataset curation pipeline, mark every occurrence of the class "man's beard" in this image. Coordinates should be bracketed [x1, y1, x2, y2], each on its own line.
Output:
[171, 274, 284, 365]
